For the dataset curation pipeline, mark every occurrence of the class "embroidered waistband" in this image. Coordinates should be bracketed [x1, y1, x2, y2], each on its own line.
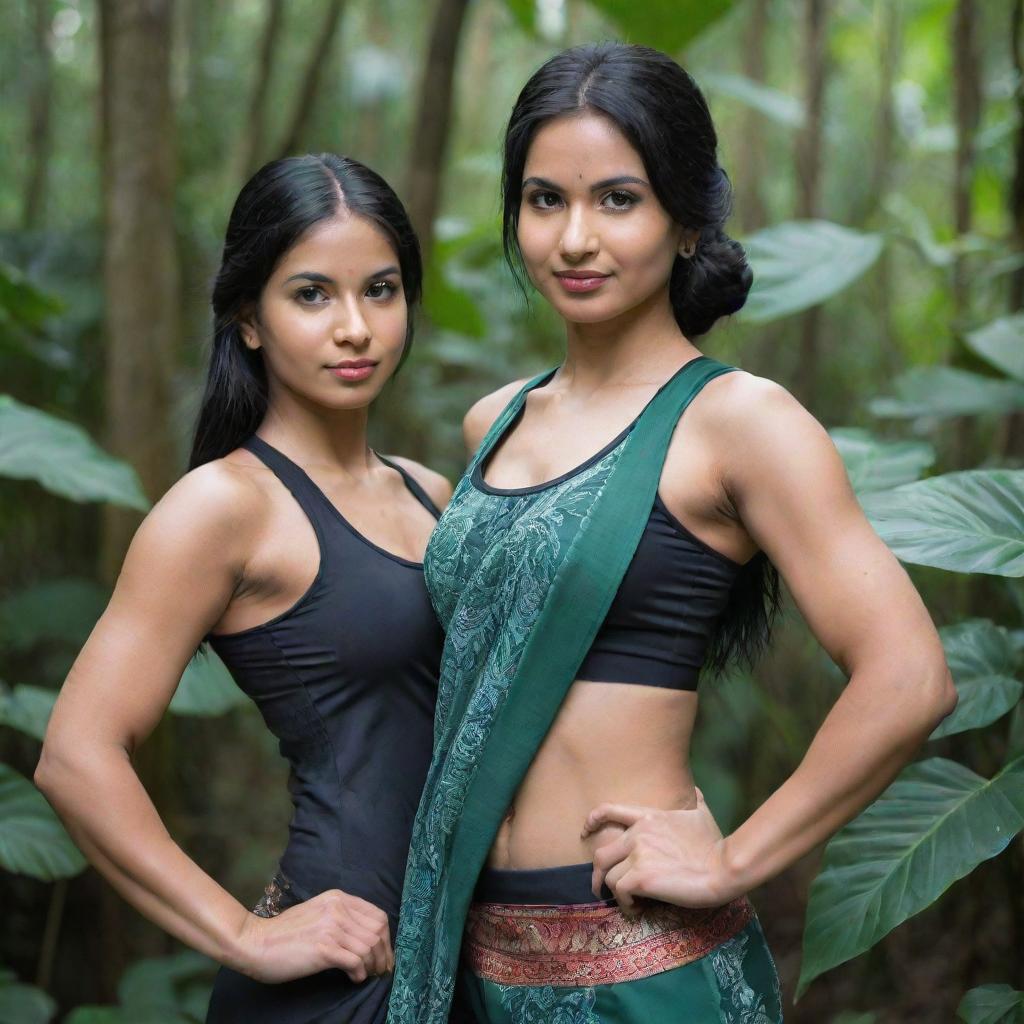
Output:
[464, 895, 753, 987]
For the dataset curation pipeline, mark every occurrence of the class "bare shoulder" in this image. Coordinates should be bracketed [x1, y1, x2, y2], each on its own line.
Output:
[127, 454, 271, 569]
[383, 456, 454, 511]
[463, 377, 532, 454]
[692, 369, 849, 501]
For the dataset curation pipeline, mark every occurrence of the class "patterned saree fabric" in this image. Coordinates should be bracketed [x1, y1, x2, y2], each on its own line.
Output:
[386, 358, 738, 1023]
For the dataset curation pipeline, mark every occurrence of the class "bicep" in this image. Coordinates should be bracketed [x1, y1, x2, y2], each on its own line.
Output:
[45, 487, 247, 755]
[726, 393, 940, 676]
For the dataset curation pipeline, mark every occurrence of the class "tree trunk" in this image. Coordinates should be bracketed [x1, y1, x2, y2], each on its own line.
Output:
[274, 0, 347, 160]
[952, 0, 981, 324]
[736, 0, 769, 231]
[404, 0, 473, 261]
[99, 0, 180, 581]
[21, 0, 54, 230]
[795, 0, 828, 409]
[240, 0, 285, 176]
[1006, 0, 1024, 460]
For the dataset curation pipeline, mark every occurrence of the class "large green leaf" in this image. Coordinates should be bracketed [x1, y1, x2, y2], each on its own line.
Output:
[585, 0, 737, 53]
[701, 72, 805, 128]
[869, 367, 1024, 419]
[0, 397, 149, 511]
[0, 262, 63, 332]
[742, 221, 884, 323]
[0, 968, 56, 1024]
[63, 1010, 125, 1024]
[117, 952, 214, 1021]
[830, 428, 935, 494]
[798, 756, 1024, 998]
[169, 649, 249, 717]
[0, 578, 108, 654]
[966, 315, 1024, 383]
[932, 621, 1022, 739]
[862, 470, 1024, 577]
[0, 684, 57, 741]
[957, 984, 1024, 1024]
[0, 765, 86, 880]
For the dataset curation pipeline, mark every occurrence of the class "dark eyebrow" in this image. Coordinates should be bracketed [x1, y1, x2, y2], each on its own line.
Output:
[521, 174, 649, 193]
[283, 266, 400, 286]
[283, 271, 334, 285]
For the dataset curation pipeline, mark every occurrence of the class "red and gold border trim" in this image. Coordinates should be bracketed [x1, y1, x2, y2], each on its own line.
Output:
[464, 895, 753, 987]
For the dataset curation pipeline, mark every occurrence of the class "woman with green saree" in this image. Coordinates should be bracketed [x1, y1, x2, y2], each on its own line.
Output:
[387, 43, 957, 1023]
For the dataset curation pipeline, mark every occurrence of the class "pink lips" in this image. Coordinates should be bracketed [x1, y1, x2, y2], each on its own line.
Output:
[554, 270, 610, 294]
[327, 359, 377, 382]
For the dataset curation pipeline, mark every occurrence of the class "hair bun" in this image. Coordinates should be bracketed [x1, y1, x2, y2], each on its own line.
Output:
[670, 227, 752, 337]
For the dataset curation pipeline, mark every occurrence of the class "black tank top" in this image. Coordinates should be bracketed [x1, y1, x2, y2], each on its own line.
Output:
[208, 435, 443, 931]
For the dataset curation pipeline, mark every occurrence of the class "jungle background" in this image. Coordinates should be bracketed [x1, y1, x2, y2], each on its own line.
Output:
[2, 0, 1024, 1021]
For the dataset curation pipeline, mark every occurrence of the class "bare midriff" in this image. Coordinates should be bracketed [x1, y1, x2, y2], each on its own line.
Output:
[486, 679, 700, 870]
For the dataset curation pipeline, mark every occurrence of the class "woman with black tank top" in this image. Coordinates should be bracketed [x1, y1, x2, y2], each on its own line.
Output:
[386, 46, 957, 1023]
[35, 154, 450, 1024]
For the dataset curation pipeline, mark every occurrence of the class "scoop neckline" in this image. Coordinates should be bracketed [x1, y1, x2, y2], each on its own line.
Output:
[471, 357, 708, 497]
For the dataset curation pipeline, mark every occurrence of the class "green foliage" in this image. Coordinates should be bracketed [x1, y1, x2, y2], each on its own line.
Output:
[932, 620, 1023, 739]
[957, 984, 1024, 1024]
[0, 968, 56, 1024]
[869, 367, 1024, 419]
[966, 315, 1024, 382]
[0, 683, 56, 742]
[0, 578, 108, 655]
[0, 765, 86, 881]
[64, 952, 215, 1023]
[742, 221, 885, 323]
[862, 471, 1024, 577]
[584, 0, 737, 53]
[830, 428, 935, 494]
[169, 649, 250, 717]
[701, 72, 806, 128]
[798, 756, 1024, 998]
[0, 397, 149, 511]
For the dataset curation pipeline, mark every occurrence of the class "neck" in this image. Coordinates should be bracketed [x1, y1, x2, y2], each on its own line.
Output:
[257, 380, 374, 477]
[558, 287, 702, 394]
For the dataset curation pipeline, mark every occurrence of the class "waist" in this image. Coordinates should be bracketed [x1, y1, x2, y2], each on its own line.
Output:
[466, 862, 753, 987]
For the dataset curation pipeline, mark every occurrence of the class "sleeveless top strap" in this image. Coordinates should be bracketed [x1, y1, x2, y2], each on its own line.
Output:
[242, 435, 334, 547]
[376, 454, 442, 519]
[467, 369, 559, 473]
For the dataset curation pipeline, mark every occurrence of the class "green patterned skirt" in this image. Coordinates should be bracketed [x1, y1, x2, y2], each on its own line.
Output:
[459, 863, 782, 1024]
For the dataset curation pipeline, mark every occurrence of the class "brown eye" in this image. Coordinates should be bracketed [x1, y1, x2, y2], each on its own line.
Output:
[367, 281, 398, 299]
[602, 190, 637, 211]
[529, 191, 562, 210]
[295, 285, 326, 304]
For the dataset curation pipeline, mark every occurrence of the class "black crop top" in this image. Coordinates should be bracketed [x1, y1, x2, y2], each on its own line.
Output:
[475, 392, 743, 691]
[577, 493, 741, 689]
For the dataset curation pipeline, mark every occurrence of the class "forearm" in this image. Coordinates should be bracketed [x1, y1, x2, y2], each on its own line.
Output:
[36, 746, 253, 970]
[721, 664, 955, 895]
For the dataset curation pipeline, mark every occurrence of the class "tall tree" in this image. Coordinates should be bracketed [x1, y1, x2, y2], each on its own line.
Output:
[795, 0, 828, 407]
[736, 0, 770, 231]
[952, 0, 981, 324]
[275, 0, 347, 160]
[240, 0, 284, 175]
[404, 0, 473, 261]
[21, 0, 54, 230]
[1006, 0, 1024, 460]
[99, 0, 180, 581]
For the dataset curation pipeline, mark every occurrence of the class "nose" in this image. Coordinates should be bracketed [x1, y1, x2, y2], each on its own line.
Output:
[559, 204, 598, 264]
[332, 294, 372, 348]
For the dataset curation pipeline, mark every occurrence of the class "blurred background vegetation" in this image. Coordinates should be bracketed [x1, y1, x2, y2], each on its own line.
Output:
[2, 0, 1023, 1021]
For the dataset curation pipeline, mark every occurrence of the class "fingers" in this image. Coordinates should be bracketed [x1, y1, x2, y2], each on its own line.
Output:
[604, 861, 637, 911]
[322, 891, 392, 980]
[582, 802, 650, 838]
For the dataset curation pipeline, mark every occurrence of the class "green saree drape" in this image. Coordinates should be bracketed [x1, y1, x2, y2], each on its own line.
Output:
[386, 357, 738, 1023]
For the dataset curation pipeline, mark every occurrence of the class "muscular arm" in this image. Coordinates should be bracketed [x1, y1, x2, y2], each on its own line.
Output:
[34, 465, 260, 969]
[587, 375, 956, 907]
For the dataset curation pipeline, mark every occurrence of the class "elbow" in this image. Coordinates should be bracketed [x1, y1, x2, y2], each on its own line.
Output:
[923, 660, 958, 729]
[34, 744, 65, 797]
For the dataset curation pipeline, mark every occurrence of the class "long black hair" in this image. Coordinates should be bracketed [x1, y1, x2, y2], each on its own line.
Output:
[502, 44, 778, 675]
[188, 153, 422, 470]
[502, 42, 752, 339]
